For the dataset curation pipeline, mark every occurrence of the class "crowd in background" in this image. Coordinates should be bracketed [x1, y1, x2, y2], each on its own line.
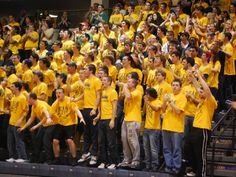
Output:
[0, 0, 236, 177]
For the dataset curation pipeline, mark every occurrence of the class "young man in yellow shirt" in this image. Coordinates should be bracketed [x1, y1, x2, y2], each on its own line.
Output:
[184, 71, 217, 177]
[118, 77, 143, 169]
[97, 76, 118, 169]
[143, 88, 162, 171]
[51, 88, 85, 166]
[77, 64, 102, 165]
[18, 93, 56, 164]
[5, 82, 28, 163]
[162, 79, 187, 174]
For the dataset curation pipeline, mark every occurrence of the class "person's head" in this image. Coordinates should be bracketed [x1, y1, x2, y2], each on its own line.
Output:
[56, 88, 65, 101]
[63, 30, 72, 40]
[166, 30, 174, 41]
[39, 57, 50, 69]
[98, 65, 109, 79]
[223, 32, 232, 42]
[102, 76, 112, 88]
[122, 55, 133, 68]
[98, 4, 104, 13]
[121, 20, 130, 30]
[77, 68, 85, 81]
[182, 57, 195, 70]
[11, 81, 22, 94]
[154, 55, 166, 68]
[127, 71, 139, 82]
[11, 54, 20, 65]
[160, 2, 167, 13]
[172, 79, 182, 94]
[33, 71, 44, 82]
[22, 59, 32, 70]
[155, 69, 166, 83]
[28, 93, 37, 105]
[64, 49, 73, 59]
[171, 51, 181, 64]
[127, 78, 138, 90]
[40, 40, 48, 50]
[147, 45, 157, 56]
[6, 66, 16, 77]
[57, 73, 67, 84]
[189, 46, 198, 58]
[145, 88, 158, 100]
[103, 55, 114, 66]
[84, 52, 95, 63]
[67, 62, 77, 74]
[81, 33, 90, 43]
[30, 52, 39, 64]
[144, 1, 151, 11]
[85, 64, 96, 77]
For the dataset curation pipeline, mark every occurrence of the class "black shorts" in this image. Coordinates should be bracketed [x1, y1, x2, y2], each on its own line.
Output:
[53, 124, 76, 140]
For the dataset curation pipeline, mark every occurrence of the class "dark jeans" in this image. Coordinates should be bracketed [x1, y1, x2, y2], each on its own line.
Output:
[143, 129, 160, 168]
[82, 108, 98, 156]
[0, 114, 9, 149]
[7, 125, 27, 159]
[184, 127, 210, 177]
[98, 119, 118, 164]
[32, 125, 55, 162]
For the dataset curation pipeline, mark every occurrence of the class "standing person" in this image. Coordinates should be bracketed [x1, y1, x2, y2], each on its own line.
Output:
[97, 76, 118, 169]
[18, 93, 56, 163]
[143, 88, 162, 171]
[5, 82, 28, 163]
[77, 64, 102, 165]
[118, 77, 143, 169]
[162, 79, 187, 174]
[185, 71, 217, 177]
[51, 88, 85, 166]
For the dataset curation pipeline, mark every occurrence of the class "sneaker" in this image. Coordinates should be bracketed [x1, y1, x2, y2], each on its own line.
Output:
[164, 167, 173, 173]
[6, 158, 15, 163]
[69, 158, 77, 166]
[118, 160, 130, 167]
[15, 159, 27, 163]
[77, 152, 91, 163]
[89, 156, 97, 165]
[172, 168, 179, 174]
[186, 171, 196, 177]
[107, 164, 116, 170]
[152, 165, 159, 172]
[98, 163, 106, 169]
[130, 161, 140, 169]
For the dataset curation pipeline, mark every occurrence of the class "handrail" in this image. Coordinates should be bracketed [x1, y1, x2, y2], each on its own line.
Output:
[210, 107, 236, 177]
[212, 107, 232, 131]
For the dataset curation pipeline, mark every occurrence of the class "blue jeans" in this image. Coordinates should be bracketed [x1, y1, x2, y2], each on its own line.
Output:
[162, 130, 183, 170]
[7, 125, 27, 159]
[143, 129, 160, 168]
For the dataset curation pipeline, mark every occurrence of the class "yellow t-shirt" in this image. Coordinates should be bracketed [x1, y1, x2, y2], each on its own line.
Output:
[99, 31, 116, 50]
[182, 84, 198, 117]
[9, 34, 21, 54]
[124, 88, 143, 122]
[162, 93, 187, 133]
[84, 76, 102, 109]
[0, 85, 5, 115]
[41, 69, 55, 97]
[24, 31, 39, 50]
[80, 42, 91, 55]
[124, 13, 139, 32]
[199, 63, 212, 82]
[146, 69, 156, 88]
[109, 13, 123, 26]
[62, 40, 74, 50]
[67, 73, 80, 85]
[153, 81, 172, 102]
[118, 67, 136, 83]
[51, 96, 78, 126]
[32, 82, 48, 101]
[208, 61, 221, 89]
[101, 87, 118, 119]
[222, 42, 235, 75]
[145, 99, 162, 129]
[108, 65, 117, 82]
[22, 69, 34, 90]
[31, 100, 56, 127]
[70, 81, 84, 110]
[193, 95, 217, 130]
[9, 94, 28, 127]
[7, 74, 18, 88]
[15, 62, 23, 77]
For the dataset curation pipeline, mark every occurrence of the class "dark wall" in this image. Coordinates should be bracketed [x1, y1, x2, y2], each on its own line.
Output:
[0, 0, 91, 26]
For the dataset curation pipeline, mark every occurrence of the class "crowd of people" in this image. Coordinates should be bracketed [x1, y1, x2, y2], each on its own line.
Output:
[0, 0, 236, 177]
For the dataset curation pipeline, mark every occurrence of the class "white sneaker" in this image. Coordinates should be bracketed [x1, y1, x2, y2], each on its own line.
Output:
[186, 171, 196, 177]
[98, 163, 106, 169]
[107, 164, 116, 169]
[89, 156, 97, 165]
[77, 152, 91, 163]
[15, 159, 27, 163]
[6, 158, 15, 163]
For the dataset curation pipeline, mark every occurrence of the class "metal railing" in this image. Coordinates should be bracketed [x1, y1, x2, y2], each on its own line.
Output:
[210, 107, 236, 177]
